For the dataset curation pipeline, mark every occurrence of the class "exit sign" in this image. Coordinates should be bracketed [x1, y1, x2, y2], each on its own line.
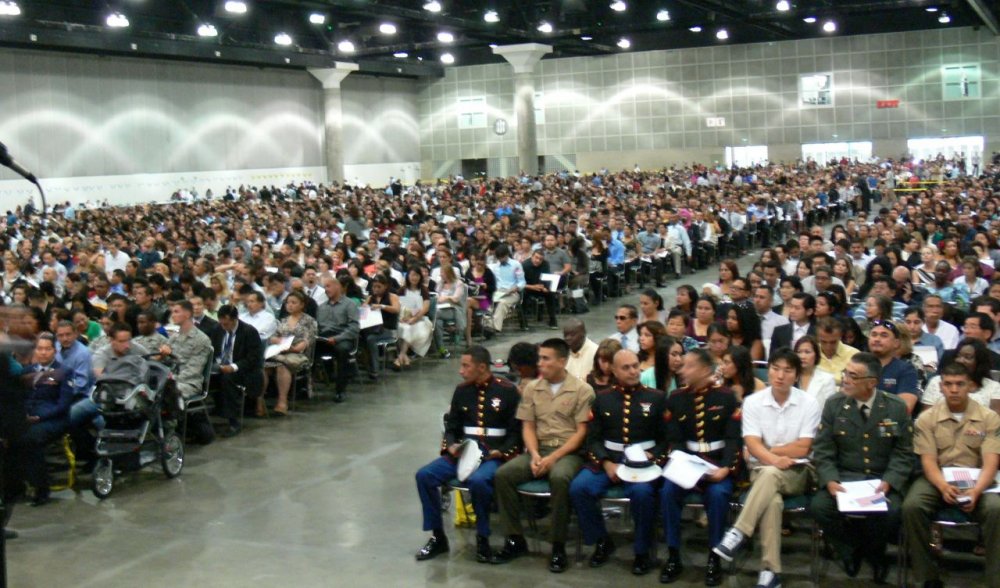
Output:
[876, 99, 900, 109]
[706, 117, 726, 127]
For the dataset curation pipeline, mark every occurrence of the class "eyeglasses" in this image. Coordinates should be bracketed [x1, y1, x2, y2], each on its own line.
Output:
[614, 315, 631, 321]
[870, 319, 898, 334]
[841, 369, 876, 382]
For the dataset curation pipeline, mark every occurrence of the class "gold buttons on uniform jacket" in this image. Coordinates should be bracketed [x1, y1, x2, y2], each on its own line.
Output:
[863, 446, 869, 452]
[864, 458, 870, 463]
[624, 418, 630, 424]
[863, 434, 870, 439]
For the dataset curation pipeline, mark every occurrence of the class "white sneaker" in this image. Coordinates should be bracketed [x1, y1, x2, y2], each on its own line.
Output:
[712, 527, 746, 561]
[756, 569, 781, 588]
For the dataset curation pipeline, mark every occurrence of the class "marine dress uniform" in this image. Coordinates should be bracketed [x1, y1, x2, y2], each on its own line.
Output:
[810, 390, 913, 581]
[659, 382, 742, 585]
[415, 376, 521, 561]
[569, 382, 668, 573]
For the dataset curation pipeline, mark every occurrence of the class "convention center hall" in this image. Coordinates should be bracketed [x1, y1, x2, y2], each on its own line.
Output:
[1, 1, 999, 587]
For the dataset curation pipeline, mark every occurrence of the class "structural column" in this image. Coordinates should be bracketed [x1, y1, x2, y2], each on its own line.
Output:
[492, 44, 552, 176]
[308, 63, 359, 184]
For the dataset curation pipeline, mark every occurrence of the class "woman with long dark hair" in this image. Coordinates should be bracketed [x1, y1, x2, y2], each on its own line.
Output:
[920, 338, 1000, 411]
[719, 345, 764, 402]
[725, 305, 764, 361]
[637, 321, 668, 387]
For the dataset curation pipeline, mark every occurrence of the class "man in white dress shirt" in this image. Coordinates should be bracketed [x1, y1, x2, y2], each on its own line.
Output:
[563, 319, 598, 382]
[303, 266, 328, 305]
[713, 348, 822, 588]
[754, 284, 789, 342]
[922, 295, 960, 350]
[239, 291, 278, 342]
[611, 304, 640, 353]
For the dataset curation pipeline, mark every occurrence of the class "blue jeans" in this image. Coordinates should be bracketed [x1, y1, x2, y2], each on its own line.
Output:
[661, 476, 734, 549]
[570, 468, 658, 556]
[416, 455, 500, 537]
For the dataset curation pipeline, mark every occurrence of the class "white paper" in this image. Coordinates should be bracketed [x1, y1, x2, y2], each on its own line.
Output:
[264, 336, 294, 360]
[359, 306, 384, 330]
[540, 272, 561, 293]
[986, 472, 1000, 494]
[436, 302, 454, 310]
[912, 345, 938, 367]
[943, 467, 981, 490]
[662, 450, 718, 489]
[835, 480, 888, 513]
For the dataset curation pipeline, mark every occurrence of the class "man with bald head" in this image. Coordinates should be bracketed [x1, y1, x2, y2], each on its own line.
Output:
[563, 318, 598, 382]
[569, 349, 668, 576]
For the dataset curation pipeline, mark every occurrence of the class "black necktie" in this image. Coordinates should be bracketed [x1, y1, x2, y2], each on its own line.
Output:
[860, 405, 870, 422]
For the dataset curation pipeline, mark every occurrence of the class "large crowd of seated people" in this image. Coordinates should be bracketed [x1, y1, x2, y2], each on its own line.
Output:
[2, 153, 1000, 588]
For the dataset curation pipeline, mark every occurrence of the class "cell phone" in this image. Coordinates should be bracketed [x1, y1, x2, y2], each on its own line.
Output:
[957, 495, 973, 504]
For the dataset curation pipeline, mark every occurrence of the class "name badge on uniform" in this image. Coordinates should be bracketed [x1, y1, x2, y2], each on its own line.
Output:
[878, 419, 898, 438]
[882, 378, 897, 390]
[964, 428, 986, 438]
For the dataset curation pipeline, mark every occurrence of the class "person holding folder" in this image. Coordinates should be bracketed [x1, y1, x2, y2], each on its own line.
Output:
[810, 352, 913, 583]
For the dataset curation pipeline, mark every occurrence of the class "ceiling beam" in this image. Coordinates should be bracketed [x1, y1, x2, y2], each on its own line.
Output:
[671, 0, 796, 38]
[966, 0, 1000, 35]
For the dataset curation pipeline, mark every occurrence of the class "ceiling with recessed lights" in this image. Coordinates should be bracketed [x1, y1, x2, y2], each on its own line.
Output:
[0, 1, 994, 77]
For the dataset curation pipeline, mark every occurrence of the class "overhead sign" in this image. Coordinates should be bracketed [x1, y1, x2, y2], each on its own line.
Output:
[876, 100, 900, 109]
[706, 117, 726, 127]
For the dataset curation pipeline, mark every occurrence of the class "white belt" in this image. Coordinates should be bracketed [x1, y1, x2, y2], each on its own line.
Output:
[604, 440, 655, 452]
[686, 440, 725, 452]
[464, 426, 507, 437]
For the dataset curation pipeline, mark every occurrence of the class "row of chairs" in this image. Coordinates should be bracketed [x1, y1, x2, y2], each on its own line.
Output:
[447, 473, 982, 586]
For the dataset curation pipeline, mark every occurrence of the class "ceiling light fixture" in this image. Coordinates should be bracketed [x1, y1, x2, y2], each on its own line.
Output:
[617, 37, 631, 49]
[224, 1, 247, 14]
[938, 12, 951, 23]
[581, 35, 593, 40]
[656, 9, 670, 21]
[197, 23, 218, 37]
[484, 10, 499, 23]
[822, 20, 836, 32]
[803, 16, 816, 23]
[688, 25, 702, 32]
[437, 31, 454, 43]
[106, 12, 129, 28]
[338, 40, 355, 53]
[776, 0, 790, 11]
[394, 51, 408, 58]
[309, 13, 325, 24]
[0, 1, 20, 16]
[537, 21, 553, 33]
[423, 1, 442, 13]
[610, 1, 627, 12]
[925, 6, 938, 12]
[379, 23, 397, 34]
[716, 28, 729, 40]
[274, 32, 292, 46]
[441, 53, 455, 64]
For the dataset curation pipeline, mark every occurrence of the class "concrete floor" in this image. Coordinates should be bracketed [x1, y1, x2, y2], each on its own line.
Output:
[7, 248, 989, 588]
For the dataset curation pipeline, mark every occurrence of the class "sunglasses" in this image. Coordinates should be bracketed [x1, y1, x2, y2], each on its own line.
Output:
[870, 319, 898, 334]
[614, 315, 631, 320]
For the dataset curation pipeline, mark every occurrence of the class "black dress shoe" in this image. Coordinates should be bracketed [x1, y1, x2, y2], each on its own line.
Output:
[842, 548, 861, 578]
[475, 535, 493, 564]
[30, 489, 51, 507]
[705, 553, 723, 587]
[589, 536, 615, 567]
[491, 535, 528, 564]
[632, 553, 652, 576]
[221, 425, 241, 438]
[549, 544, 568, 573]
[415, 535, 449, 561]
[4, 529, 18, 540]
[869, 549, 890, 585]
[660, 551, 684, 583]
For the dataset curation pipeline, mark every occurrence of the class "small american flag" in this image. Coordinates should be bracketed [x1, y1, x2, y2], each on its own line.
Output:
[951, 469, 975, 489]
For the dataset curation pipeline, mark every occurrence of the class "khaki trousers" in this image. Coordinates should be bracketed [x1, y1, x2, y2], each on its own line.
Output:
[495, 448, 583, 544]
[732, 465, 812, 573]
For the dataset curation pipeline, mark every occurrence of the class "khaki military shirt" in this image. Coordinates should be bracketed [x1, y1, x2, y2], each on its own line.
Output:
[517, 373, 595, 447]
[914, 399, 1000, 468]
[168, 326, 214, 397]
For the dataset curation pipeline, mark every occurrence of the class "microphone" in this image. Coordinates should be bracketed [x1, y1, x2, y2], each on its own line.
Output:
[0, 141, 38, 184]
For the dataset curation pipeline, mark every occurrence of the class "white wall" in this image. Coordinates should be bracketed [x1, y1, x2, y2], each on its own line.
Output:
[0, 166, 326, 207]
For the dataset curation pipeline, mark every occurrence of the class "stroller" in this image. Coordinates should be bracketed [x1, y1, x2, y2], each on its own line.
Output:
[89, 353, 184, 499]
